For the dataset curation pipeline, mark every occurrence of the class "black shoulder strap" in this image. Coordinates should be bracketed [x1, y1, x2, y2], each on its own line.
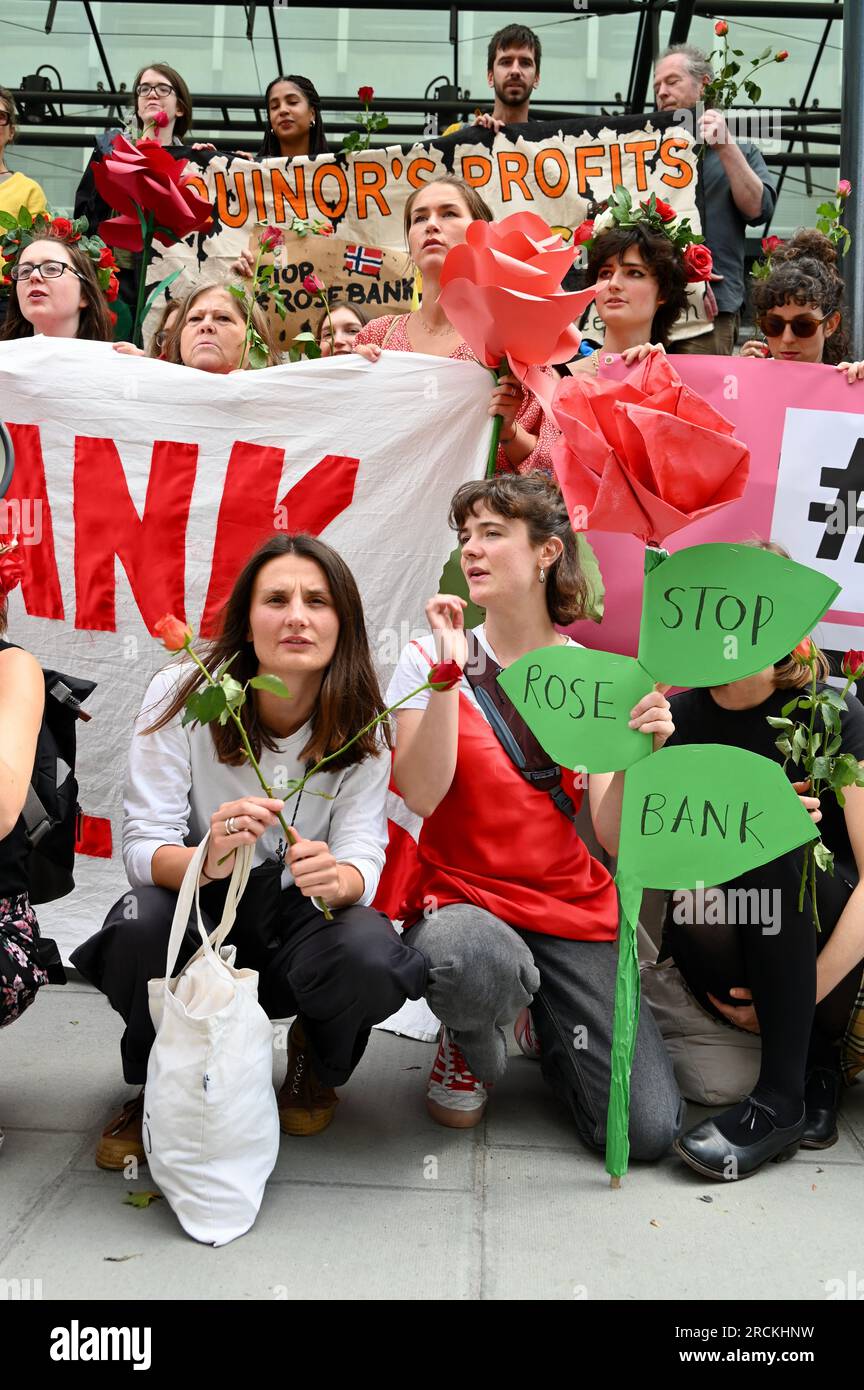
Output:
[462, 630, 578, 825]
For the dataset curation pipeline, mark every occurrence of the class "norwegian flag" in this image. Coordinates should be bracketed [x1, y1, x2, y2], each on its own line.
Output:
[343, 243, 384, 278]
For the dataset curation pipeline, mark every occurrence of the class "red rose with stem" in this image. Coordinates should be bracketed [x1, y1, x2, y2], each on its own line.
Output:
[49, 217, 77, 240]
[761, 235, 783, 254]
[682, 242, 714, 283]
[770, 639, 864, 929]
[358, 86, 374, 105]
[843, 649, 864, 679]
[260, 225, 283, 253]
[154, 614, 193, 651]
[302, 272, 335, 353]
[642, 197, 675, 223]
[792, 637, 815, 665]
[93, 133, 212, 345]
[142, 108, 170, 138]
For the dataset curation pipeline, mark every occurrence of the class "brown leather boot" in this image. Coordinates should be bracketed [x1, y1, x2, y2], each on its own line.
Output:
[95, 1091, 147, 1170]
[277, 1020, 339, 1136]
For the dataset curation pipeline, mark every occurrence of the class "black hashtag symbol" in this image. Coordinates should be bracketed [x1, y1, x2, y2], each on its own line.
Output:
[808, 438, 864, 561]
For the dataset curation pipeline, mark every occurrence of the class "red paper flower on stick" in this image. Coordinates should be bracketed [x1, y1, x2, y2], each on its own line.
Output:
[93, 134, 212, 252]
[551, 352, 750, 546]
[438, 211, 597, 393]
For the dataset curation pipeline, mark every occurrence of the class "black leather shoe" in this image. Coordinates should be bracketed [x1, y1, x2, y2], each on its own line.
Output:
[801, 1067, 840, 1149]
[674, 1096, 806, 1181]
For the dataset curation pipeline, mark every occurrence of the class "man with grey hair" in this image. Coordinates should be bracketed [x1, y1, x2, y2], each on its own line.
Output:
[653, 43, 777, 355]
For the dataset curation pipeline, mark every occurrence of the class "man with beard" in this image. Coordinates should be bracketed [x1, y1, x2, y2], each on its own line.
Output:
[445, 24, 541, 135]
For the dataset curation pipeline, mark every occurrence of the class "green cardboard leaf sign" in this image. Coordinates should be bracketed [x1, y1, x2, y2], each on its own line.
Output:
[618, 744, 818, 889]
[496, 647, 654, 773]
[638, 544, 840, 687]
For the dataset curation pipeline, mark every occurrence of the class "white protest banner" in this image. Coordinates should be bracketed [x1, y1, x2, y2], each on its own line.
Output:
[0, 339, 491, 955]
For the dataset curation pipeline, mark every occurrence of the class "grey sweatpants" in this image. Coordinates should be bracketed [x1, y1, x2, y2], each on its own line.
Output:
[405, 903, 684, 1161]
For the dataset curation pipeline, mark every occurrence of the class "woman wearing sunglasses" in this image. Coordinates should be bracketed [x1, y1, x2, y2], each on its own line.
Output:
[0, 231, 114, 342]
[740, 230, 864, 382]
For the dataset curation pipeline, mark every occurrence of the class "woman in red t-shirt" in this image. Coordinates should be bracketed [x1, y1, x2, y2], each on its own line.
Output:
[387, 473, 683, 1156]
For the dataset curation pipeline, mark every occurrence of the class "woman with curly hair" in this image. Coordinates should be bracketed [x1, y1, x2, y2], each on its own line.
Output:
[567, 218, 693, 377]
[741, 229, 864, 382]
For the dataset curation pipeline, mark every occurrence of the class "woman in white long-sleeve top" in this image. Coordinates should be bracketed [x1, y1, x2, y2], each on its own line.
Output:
[73, 534, 426, 1169]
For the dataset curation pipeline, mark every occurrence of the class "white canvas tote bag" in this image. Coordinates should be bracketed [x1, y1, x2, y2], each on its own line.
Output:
[145, 833, 280, 1245]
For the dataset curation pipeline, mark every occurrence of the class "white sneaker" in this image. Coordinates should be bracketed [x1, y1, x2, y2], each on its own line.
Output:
[514, 1007, 542, 1060]
[426, 1028, 488, 1129]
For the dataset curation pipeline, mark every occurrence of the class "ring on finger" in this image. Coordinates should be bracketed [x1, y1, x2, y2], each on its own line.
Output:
[225, 815, 240, 835]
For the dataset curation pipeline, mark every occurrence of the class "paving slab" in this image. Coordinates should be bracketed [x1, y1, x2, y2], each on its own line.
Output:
[0, 985, 125, 1133]
[0, 1171, 479, 1301]
[0, 1129, 85, 1254]
[480, 1146, 863, 1302]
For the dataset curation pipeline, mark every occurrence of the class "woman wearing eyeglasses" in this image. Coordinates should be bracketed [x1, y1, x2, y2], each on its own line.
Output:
[0, 232, 114, 342]
[73, 63, 212, 334]
[0, 87, 46, 221]
[740, 230, 864, 382]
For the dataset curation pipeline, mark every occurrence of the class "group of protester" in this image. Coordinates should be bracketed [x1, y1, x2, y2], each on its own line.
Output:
[2, 25, 864, 1188]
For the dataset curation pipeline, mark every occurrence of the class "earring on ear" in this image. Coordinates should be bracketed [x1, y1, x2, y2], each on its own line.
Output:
[538, 567, 546, 585]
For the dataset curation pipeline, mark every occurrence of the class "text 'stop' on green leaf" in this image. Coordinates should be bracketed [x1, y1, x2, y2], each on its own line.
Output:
[638, 543, 840, 688]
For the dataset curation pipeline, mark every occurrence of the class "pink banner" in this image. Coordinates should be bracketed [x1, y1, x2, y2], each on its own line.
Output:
[570, 355, 864, 666]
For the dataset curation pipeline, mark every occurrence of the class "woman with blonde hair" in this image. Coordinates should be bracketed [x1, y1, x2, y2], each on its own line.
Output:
[113, 281, 281, 371]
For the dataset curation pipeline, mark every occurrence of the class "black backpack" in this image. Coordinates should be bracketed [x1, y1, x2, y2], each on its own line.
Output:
[21, 664, 97, 905]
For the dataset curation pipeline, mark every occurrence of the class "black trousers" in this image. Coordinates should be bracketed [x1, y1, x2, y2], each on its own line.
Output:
[72, 883, 428, 1088]
[662, 852, 861, 1100]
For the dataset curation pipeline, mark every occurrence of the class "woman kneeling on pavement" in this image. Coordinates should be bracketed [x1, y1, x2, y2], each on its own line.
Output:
[645, 567, 864, 1180]
[386, 474, 683, 1157]
[73, 534, 427, 1169]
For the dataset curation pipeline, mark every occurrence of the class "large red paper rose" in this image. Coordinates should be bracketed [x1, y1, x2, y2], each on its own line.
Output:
[551, 352, 750, 546]
[438, 211, 597, 399]
[93, 134, 213, 252]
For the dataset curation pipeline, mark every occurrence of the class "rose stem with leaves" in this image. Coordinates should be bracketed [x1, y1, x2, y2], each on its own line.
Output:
[311, 282, 336, 357]
[240, 237, 271, 365]
[179, 641, 334, 921]
[176, 625, 460, 921]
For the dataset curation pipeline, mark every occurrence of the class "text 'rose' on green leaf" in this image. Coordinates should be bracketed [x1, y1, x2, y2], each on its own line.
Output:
[618, 743, 818, 889]
[496, 647, 655, 773]
[637, 543, 840, 688]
